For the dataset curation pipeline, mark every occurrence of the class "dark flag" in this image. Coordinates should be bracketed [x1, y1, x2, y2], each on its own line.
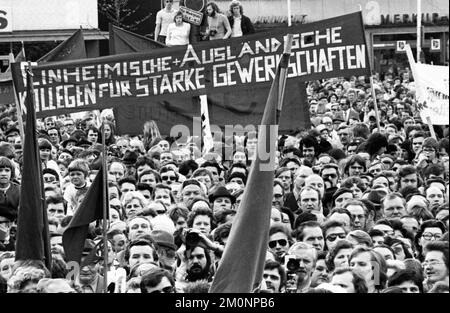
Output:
[15, 66, 52, 269]
[38, 29, 86, 63]
[109, 24, 166, 55]
[62, 166, 105, 265]
[209, 41, 292, 293]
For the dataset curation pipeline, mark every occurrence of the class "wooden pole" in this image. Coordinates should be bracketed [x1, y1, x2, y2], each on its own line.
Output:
[101, 124, 109, 292]
[287, 0, 292, 27]
[277, 34, 293, 124]
[417, 0, 422, 63]
[369, 76, 382, 132]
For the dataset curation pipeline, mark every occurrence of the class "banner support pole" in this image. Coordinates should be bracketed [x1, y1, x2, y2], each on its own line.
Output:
[369, 76, 381, 133]
[101, 123, 109, 293]
[287, 0, 292, 27]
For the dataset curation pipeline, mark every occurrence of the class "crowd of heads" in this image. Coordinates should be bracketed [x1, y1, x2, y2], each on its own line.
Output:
[0, 5, 449, 294]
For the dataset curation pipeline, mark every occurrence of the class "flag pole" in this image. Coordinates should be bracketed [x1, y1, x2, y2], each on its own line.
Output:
[369, 76, 382, 132]
[101, 122, 109, 292]
[25, 62, 52, 270]
[287, 0, 292, 27]
[277, 34, 293, 123]
[9, 44, 25, 143]
[278, 0, 293, 123]
[417, 0, 422, 63]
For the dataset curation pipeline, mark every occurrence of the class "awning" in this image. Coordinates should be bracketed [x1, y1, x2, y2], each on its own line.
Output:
[0, 29, 108, 43]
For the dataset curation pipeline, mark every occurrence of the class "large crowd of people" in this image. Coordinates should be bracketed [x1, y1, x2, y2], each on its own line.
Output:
[0, 1, 448, 294]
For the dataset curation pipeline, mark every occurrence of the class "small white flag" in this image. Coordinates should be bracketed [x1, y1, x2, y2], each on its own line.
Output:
[200, 95, 214, 155]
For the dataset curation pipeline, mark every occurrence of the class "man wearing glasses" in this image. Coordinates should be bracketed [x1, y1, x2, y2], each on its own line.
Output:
[155, 0, 176, 44]
[140, 267, 175, 293]
[268, 224, 291, 263]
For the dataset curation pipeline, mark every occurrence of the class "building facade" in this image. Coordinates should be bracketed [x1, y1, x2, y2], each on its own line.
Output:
[213, 0, 449, 73]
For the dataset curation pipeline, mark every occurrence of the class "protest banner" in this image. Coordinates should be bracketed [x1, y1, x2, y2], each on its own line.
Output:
[405, 44, 449, 126]
[12, 12, 369, 134]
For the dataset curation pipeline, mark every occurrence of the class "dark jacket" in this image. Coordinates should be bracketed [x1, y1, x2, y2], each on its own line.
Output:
[283, 192, 298, 213]
[0, 182, 20, 221]
[228, 15, 255, 36]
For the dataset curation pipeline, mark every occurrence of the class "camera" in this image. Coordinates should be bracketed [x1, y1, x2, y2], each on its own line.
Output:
[284, 255, 300, 293]
[209, 29, 217, 36]
[285, 255, 300, 272]
[182, 229, 201, 246]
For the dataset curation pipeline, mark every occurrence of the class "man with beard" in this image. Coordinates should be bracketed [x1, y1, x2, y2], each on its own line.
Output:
[261, 260, 286, 293]
[268, 223, 291, 264]
[184, 243, 212, 283]
[286, 242, 317, 293]
[205, 1, 232, 41]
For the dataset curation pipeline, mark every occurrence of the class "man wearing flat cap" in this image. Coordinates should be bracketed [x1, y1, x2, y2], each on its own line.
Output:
[151, 229, 177, 272]
[78, 239, 105, 293]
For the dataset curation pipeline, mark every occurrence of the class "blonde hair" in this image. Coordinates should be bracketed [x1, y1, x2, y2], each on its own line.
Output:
[123, 191, 149, 210]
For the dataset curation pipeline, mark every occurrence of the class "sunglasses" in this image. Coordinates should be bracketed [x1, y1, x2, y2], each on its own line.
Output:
[268, 239, 288, 249]
[326, 233, 346, 242]
[44, 177, 56, 183]
[162, 176, 177, 181]
[149, 286, 174, 294]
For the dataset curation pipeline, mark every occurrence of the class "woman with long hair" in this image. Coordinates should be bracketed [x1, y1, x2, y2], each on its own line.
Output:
[143, 120, 162, 151]
[98, 121, 116, 146]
